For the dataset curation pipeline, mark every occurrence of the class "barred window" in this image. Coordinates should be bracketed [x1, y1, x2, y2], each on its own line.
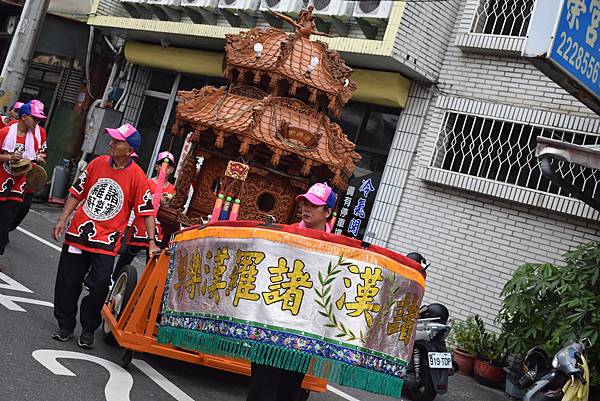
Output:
[431, 112, 600, 199]
[471, 0, 536, 37]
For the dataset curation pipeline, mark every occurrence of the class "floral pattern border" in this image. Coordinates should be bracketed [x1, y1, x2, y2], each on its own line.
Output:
[160, 314, 407, 379]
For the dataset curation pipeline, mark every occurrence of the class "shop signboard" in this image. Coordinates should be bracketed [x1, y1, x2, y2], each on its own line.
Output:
[524, 0, 600, 115]
[334, 172, 382, 241]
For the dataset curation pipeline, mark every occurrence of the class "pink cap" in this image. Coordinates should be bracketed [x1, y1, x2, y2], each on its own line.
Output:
[157, 151, 175, 165]
[12, 102, 24, 110]
[29, 100, 47, 119]
[105, 123, 141, 150]
[296, 183, 337, 209]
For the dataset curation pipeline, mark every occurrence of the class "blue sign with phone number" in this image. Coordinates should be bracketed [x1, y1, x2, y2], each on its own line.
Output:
[550, 0, 600, 100]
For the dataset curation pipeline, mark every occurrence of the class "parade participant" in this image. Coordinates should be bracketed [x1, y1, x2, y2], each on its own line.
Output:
[0, 102, 23, 129]
[0, 102, 47, 258]
[9, 100, 47, 233]
[113, 151, 176, 279]
[51, 123, 159, 349]
[246, 182, 336, 401]
[294, 182, 336, 232]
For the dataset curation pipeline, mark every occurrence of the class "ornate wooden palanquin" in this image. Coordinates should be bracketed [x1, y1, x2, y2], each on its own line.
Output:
[159, 8, 361, 231]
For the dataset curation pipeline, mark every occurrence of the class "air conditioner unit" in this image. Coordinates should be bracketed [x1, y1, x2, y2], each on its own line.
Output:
[181, 0, 219, 10]
[146, 0, 182, 6]
[218, 0, 260, 12]
[259, 0, 303, 14]
[309, 0, 353, 20]
[352, 0, 391, 20]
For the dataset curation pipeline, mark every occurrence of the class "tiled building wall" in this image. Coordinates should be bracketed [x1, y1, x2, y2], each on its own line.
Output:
[372, 0, 600, 328]
[393, 0, 459, 82]
[93, 0, 130, 18]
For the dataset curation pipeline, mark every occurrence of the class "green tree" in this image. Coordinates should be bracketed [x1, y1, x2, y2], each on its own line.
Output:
[497, 241, 600, 383]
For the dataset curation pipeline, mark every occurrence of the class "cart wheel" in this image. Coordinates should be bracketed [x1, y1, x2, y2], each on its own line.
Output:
[102, 265, 138, 345]
[120, 349, 133, 369]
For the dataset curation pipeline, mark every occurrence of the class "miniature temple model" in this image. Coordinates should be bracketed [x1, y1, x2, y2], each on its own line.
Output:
[159, 7, 361, 230]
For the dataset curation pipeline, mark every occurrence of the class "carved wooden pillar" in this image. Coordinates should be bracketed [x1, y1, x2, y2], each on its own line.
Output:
[301, 159, 312, 176]
[270, 148, 283, 167]
[215, 130, 226, 148]
[253, 71, 262, 85]
[170, 143, 199, 210]
[289, 80, 298, 96]
[239, 137, 251, 155]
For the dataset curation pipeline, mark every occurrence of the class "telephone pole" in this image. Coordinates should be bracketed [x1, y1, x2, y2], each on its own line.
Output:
[0, 0, 50, 112]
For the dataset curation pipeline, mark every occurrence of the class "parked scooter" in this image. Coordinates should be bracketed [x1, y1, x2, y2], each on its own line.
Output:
[404, 253, 454, 401]
[523, 339, 590, 401]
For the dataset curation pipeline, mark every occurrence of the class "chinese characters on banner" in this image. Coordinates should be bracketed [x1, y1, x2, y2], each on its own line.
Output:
[334, 172, 382, 240]
[550, 0, 600, 101]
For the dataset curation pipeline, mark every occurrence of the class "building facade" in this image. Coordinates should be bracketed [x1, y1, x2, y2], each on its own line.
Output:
[88, 0, 600, 328]
[367, 0, 600, 327]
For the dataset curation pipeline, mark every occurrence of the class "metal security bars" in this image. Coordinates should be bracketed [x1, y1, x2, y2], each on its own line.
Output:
[430, 112, 600, 200]
[470, 0, 535, 37]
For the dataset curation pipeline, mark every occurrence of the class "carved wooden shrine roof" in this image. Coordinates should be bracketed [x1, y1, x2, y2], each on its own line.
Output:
[224, 27, 357, 117]
[176, 86, 360, 188]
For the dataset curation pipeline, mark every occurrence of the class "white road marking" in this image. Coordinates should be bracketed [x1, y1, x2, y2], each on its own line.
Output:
[0, 293, 53, 311]
[327, 385, 363, 401]
[33, 349, 134, 401]
[0, 272, 33, 293]
[133, 359, 195, 401]
[16, 226, 62, 252]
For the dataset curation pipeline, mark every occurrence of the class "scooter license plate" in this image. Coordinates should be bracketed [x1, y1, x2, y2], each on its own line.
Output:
[428, 352, 452, 369]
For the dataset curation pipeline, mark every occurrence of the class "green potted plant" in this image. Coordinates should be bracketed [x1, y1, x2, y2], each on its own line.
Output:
[473, 316, 505, 388]
[448, 315, 480, 376]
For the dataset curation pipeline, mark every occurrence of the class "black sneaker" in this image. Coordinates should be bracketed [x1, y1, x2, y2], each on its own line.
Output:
[77, 332, 95, 349]
[51, 329, 74, 342]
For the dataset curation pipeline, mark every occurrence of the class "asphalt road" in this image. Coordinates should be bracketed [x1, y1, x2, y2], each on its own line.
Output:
[0, 203, 508, 401]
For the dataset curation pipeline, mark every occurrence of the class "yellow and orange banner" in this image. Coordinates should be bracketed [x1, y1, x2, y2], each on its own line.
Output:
[159, 225, 425, 398]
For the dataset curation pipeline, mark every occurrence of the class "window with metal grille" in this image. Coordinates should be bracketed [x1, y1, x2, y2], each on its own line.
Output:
[470, 0, 536, 37]
[430, 112, 600, 199]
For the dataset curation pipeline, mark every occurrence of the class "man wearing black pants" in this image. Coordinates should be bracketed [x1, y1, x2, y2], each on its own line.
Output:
[51, 123, 158, 348]
[54, 245, 116, 334]
[9, 192, 33, 232]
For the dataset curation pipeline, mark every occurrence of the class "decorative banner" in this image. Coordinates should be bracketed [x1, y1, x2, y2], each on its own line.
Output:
[158, 225, 425, 398]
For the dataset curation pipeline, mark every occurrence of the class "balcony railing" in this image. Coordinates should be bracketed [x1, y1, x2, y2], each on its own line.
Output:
[430, 111, 600, 200]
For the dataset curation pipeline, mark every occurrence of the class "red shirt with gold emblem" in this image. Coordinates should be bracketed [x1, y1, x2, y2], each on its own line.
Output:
[65, 155, 154, 256]
[127, 178, 176, 247]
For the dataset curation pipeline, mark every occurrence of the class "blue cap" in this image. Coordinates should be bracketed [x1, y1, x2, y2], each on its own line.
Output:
[17, 103, 32, 118]
[326, 190, 337, 209]
[106, 123, 142, 151]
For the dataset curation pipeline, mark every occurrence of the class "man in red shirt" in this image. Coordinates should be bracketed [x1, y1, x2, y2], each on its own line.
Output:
[51, 123, 159, 349]
[9, 100, 47, 234]
[0, 102, 46, 258]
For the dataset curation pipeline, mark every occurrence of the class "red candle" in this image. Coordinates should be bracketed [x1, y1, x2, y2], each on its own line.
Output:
[210, 194, 224, 223]
[229, 199, 241, 221]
